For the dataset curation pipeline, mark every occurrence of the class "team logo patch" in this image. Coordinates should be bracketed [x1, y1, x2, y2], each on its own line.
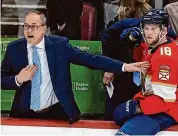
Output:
[159, 65, 171, 81]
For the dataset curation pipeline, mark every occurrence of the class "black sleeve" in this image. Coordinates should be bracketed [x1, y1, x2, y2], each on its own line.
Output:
[100, 22, 122, 58]
[46, 0, 65, 28]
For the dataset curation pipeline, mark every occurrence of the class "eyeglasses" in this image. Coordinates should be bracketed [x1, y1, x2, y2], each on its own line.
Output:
[23, 24, 44, 31]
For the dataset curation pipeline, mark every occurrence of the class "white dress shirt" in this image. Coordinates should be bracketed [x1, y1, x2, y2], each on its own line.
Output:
[16, 38, 58, 110]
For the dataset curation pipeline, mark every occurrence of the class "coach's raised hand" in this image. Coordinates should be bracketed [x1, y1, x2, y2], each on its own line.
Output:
[124, 61, 149, 72]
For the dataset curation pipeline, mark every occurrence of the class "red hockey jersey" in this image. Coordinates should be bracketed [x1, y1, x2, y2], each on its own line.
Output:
[134, 40, 178, 122]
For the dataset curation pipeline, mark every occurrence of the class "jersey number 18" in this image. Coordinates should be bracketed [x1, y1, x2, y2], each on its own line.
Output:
[160, 47, 172, 56]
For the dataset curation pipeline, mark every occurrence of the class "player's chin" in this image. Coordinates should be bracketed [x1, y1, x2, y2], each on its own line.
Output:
[146, 40, 154, 45]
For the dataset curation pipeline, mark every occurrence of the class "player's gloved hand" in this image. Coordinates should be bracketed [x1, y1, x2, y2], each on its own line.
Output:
[113, 99, 138, 125]
[120, 27, 143, 47]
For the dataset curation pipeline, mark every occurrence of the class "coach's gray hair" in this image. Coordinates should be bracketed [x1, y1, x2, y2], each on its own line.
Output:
[25, 10, 47, 25]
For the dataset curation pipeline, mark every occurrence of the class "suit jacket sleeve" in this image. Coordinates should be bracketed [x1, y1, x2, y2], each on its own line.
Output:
[100, 18, 142, 59]
[64, 40, 124, 75]
[100, 20, 122, 58]
[1, 45, 19, 90]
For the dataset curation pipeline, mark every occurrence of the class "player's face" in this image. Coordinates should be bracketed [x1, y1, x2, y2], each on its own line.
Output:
[143, 24, 161, 46]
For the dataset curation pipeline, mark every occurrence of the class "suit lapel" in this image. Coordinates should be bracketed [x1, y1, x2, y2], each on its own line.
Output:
[17, 38, 28, 69]
[44, 36, 56, 84]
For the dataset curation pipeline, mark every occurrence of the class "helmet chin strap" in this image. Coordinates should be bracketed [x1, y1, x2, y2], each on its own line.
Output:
[140, 23, 146, 42]
[149, 29, 167, 49]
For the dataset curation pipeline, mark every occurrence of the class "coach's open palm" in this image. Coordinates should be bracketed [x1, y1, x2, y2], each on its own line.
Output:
[124, 61, 149, 72]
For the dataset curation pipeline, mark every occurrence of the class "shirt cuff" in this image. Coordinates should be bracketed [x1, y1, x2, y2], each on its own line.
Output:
[15, 76, 23, 86]
[122, 63, 125, 72]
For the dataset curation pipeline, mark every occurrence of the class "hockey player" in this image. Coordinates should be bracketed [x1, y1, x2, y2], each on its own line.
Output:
[113, 9, 178, 135]
[100, 10, 177, 120]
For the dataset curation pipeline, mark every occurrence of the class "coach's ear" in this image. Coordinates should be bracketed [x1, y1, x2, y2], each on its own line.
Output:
[43, 25, 47, 32]
[42, 25, 47, 35]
